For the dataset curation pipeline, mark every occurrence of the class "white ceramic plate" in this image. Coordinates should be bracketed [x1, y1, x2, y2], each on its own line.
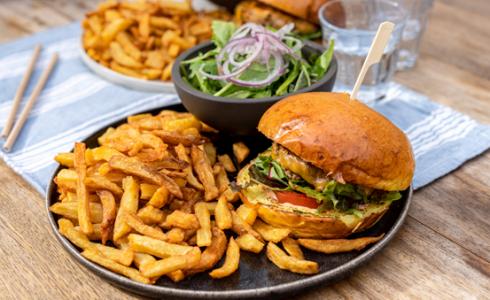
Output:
[79, 46, 176, 93]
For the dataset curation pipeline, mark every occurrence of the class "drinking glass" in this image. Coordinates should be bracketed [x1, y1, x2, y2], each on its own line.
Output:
[319, 0, 406, 102]
[395, 0, 434, 70]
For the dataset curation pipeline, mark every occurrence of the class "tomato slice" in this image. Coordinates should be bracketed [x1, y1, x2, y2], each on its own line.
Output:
[275, 191, 319, 209]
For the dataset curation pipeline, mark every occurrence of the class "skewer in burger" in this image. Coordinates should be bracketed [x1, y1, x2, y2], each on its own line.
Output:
[237, 93, 415, 238]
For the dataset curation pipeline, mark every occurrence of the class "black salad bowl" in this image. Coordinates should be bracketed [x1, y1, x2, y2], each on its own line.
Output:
[171, 41, 337, 136]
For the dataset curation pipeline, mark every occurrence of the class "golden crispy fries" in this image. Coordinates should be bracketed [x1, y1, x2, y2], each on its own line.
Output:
[214, 164, 230, 194]
[153, 130, 204, 146]
[75, 223, 103, 241]
[82, 248, 150, 284]
[140, 183, 159, 200]
[167, 270, 185, 282]
[110, 41, 143, 68]
[101, 19, 133, 44]
[50, 202, 103, 223]
[219, 187, 240, 203]
[125, 213, 167, 241]
[266, 242, 318, 275]
[116, 31, 141, 61]
[236, 204, 257, 225]
[231, 211, 263, 242]
[97, 190, 116, 245]
[133, 252, 156, 271]
[74, 143, 93, 235]
[141, 247, 201, 277]
[113, 176, 139, 241]
[186, 227, 227, 275]
[215, 196, 232, 230]
[109, 156, 182, 198]
[91, 146, 124, 161]
[55, 152, 75, 167]
[218, 154, 236, 172]
[195, 202, 212, 247]
[85, 175, 123, 196]
[59, 219, 133, 266]
[191, 145, 219, 201]
[165, 210, 199, 230]
[235, 233, 265, 253]
[202, 143, 217, 165]
[209, 237, 240, 279]
[166, 228, 185, 244]
[128, 234, 193, 258]
[282, 238, 304, 260]
[232, 142, 250, 164]
[137, 205, 167, 225]
[297, 235, 385, 254]
[253, 220, 291, 243]
[147, 186, 169, 208]
[175, 144, 203, 190]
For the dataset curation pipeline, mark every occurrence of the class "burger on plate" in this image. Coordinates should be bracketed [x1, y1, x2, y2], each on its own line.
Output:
[234, 0, 345, 38]
[237, 92, 415, 238]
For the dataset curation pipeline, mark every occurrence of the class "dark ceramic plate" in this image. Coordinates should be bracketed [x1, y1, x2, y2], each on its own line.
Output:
[46, 104, 412, 300]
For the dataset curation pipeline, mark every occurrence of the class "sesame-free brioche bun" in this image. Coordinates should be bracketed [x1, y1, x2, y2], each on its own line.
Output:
[237, 164, 391, 238]
[257, 0, 343, 24]
[258, 92, 415, 191]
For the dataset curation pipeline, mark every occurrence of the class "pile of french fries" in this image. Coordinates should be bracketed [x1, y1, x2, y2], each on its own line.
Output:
[50, 110, 385, 284]
[82, 0, 230, 81]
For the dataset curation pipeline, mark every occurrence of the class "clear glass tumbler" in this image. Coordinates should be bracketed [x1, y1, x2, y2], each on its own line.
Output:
[319, 0, 406, 102]
[395, 0, 434, 70]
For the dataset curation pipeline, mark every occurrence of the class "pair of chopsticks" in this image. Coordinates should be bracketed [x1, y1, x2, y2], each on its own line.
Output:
[2, 45, 58, 152]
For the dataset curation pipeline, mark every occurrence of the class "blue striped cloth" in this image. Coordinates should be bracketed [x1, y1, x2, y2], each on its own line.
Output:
[1, 23, 489, 195]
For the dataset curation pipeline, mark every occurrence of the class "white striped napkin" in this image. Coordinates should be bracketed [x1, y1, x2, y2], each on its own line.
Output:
[0, 23, 489, 195]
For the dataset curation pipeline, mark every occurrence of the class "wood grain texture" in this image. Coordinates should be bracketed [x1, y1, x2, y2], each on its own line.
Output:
[0, 0, 489, 299]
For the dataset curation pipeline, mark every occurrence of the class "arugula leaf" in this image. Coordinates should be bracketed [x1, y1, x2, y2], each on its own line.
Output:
[276, 60, 300, 96]
[312, 39, 335, 79]
[212, 21, 236, 49]
[299, 30, 323, 40]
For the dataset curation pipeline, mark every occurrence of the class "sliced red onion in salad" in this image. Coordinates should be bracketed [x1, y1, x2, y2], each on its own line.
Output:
[199, 23, 304, 88]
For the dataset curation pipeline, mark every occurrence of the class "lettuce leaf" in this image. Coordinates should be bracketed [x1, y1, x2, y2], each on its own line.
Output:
[312, 39, 335, 79]
[212, 21, 236, 49]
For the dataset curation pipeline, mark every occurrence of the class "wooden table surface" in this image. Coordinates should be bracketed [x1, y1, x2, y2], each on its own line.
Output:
[0, 0, 488, 299]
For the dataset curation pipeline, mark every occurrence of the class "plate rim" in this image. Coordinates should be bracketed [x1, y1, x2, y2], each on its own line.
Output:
[45, 105, 413, 299]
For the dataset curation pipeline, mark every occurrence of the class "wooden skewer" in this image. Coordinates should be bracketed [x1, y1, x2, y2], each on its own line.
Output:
[3, 53, 58, 152]
[1, 44, 42, 138]
[350, 22, 394, 100]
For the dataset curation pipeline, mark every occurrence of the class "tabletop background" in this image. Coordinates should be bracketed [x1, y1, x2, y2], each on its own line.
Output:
[0, 0, 489, 299]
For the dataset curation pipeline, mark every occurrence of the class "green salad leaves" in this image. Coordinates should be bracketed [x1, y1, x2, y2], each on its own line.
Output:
[251, 155, 402, 213]
[180, 21, 335, 99]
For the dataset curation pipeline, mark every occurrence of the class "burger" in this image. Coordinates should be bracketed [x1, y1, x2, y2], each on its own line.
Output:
[234, 0, 345, 38]
[237, 93, 415, 238]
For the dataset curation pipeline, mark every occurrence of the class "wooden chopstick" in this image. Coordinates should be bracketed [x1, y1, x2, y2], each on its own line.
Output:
[1, 44, 42, 138]
[3, 53, 58, 152]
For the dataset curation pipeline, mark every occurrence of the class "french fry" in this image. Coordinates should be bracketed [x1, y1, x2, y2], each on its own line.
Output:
[125, 213, 167, 241]
[141, 247, 201, 277]
[109, 156, 182, 198]
[139, 13, 151, 39]
[266, 242, 318, 275]
[101, 18, 132, 44]
[75, 223, 103, 241]
[231, 211, 263, 243]
[128, 233, 194, 258]
[214, 164, 229, 194]
[153, 130, 204, 146]
[91, 146, 124, 161]
[167, 270, 185, 282]
[191, 145, 219, 201]
[133, 252, 156, 271]
[215, 196, 232, 230]
[50, 202, 103, 223]
[218, 154, 236, 172]
[113, 176, 139, 241]
[235, 233, 265, 253]
[186, 227, 227, 275]
[75, 142, 93, 235]
[209, 237, 240, 279]
[166, 228, 185, 244]
[82, 248, 150, 284]
[165, 210, 199, 230]
[110, 61, 146, 79]
[55, 153, 74, 167]
[236, 204, 257, 225]
[194, 202, 212, 247]
[110, 41, 143, 68]
[232, 142, 249, 164]
[253, 220, 291, 243]
[116, 31, 141, 61]
[137, 205, 167, 225]
[85, 175, 123, 196]
[282, 238, 304, 260]
[97, 190, 117, 245]
[297, 235, 385, 254]
[202, 143, 216, 165]
[175, 144, 203, 190]
[147, 186, 169, 208]
[140, 183, 159, 200]
[150, 16, 178, 29]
